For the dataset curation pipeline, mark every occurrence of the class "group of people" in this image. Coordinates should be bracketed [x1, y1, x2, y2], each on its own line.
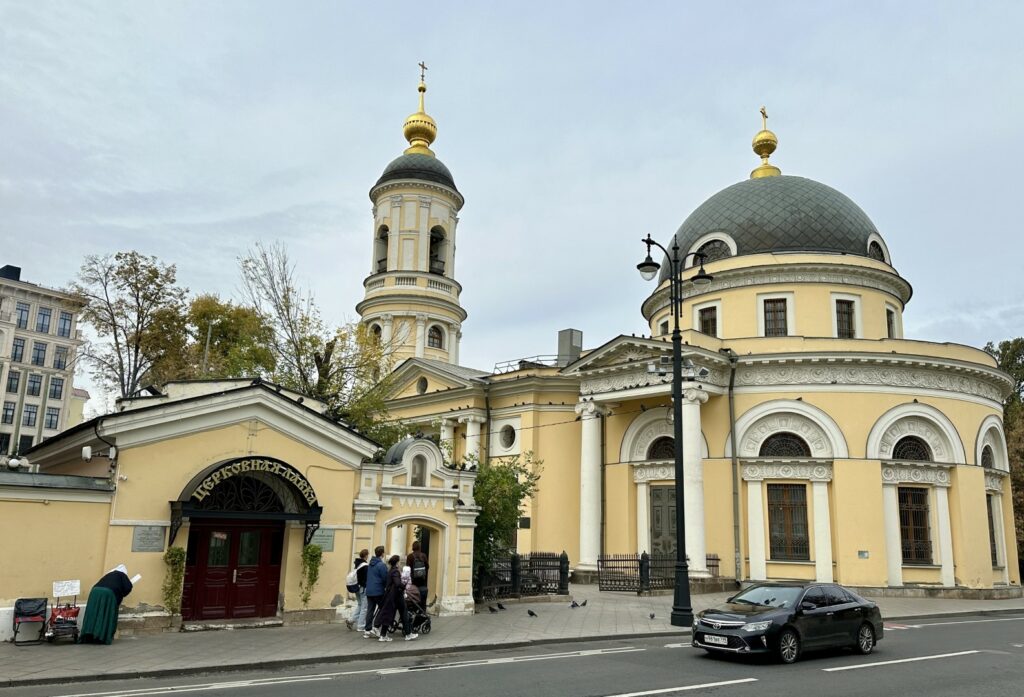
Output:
[345, 540, 429, 642]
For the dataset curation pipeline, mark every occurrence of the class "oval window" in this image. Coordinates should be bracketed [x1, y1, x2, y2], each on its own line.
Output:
[500, 425, 516, 449]
[416, 377, 428, 394]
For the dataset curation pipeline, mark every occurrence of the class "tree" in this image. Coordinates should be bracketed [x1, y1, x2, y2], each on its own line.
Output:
[187, 294, 276, 379]
[471, 452, 543, 571]
[71, 251, 188, 399]
[986, 338, 1024, 549]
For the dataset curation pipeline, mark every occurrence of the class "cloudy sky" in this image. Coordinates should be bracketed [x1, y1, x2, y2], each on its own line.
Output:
[3, 1, 1023, 394]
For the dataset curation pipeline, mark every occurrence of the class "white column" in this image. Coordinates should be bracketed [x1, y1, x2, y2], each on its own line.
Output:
[882, 484, 903, 587]
[390, 524, 407, 558]
[812, 480, 833, 582]
[746, 479, 766, 581]
[440, 419, 455, 461]
[681, 388, 709, 577]
[576, 401, 606, 572]
[414, 314, 427, 358]
[462, 416, 483, 462]
[992, 494, 1010, 585]
[450, 326, 461, 365]
[636, 480, 650, 555]
[381, 314, 394, 346]
[935, 486, 955, 587]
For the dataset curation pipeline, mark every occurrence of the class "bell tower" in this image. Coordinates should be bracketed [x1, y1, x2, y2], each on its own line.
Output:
[357, 66, 467, 366]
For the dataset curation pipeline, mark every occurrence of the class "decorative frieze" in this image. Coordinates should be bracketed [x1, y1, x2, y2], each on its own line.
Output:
[633, 463, 674, 482]
[877, 417, 950, 461]
[880, 463, 951, 487]
[740, 413, 833, 459]
[741, 461, 833, 482]
[985, 470, 1006, 493]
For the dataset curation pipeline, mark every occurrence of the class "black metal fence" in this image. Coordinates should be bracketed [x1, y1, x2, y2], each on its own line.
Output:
[475, 551, 570, 601]
[597, 553, 721, 592]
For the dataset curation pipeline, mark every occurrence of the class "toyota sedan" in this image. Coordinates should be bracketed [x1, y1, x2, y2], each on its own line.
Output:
[692, 582, 883, 664]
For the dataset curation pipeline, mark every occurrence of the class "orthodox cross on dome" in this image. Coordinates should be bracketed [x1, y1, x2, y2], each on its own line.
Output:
[760, 105, 768, 130]
[751, 105, 781, 179]
[419, 61, 428, 82]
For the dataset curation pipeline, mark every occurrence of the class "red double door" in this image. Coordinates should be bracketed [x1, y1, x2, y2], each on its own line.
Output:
[182, 520, 283, 621]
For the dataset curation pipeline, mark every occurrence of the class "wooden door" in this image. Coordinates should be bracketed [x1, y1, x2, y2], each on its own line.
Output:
[650, 486, 677, 555]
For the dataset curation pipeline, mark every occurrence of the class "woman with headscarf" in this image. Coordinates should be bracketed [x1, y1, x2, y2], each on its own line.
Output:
[373, 555, 417, 642]
[79, 568, 134, 645]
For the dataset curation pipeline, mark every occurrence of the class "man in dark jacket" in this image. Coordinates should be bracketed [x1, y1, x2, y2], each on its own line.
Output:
[406, 540, 429, 605]
[362, 546, 388, 637]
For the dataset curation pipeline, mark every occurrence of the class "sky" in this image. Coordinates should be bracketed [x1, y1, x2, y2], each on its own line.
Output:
[3, 1, 1023, 404]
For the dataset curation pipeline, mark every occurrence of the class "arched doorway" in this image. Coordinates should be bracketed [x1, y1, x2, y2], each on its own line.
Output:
[384, 517, 446, 611]
[170, 457, 322, 621]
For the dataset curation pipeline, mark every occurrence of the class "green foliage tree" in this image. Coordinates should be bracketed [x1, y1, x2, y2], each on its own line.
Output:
[986, 338, 1024, 549]
[471, 451, 542, 571]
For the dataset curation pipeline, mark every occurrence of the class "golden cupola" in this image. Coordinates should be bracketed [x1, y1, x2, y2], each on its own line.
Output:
[403, 76, 438, 156]
[750, 106, 781, 179]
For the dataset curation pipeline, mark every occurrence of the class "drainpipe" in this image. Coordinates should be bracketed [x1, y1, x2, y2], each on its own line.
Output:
[721, 348, 742, 581]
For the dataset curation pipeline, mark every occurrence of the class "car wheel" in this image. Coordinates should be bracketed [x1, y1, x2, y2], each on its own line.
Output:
[856, 623, 875, 655]
[777, 628, 801, 664]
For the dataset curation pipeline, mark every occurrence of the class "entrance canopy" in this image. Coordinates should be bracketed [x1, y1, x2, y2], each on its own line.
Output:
[170, 457, 322, 545]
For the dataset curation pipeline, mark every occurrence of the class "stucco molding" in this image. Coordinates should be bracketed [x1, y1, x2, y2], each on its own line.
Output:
[575, 400, 610, 419]
[867, 403, 967, 464]
[741, 460, 833, 482]
[976, 415, 1010, 472]
[728, 399, 849, 459]
[985, 470, 1006, 493]
[620, 407, 709, 463]
[880, 462, 952, 488]
[581, 368, 726, 395]
[633, 463, 675, 483]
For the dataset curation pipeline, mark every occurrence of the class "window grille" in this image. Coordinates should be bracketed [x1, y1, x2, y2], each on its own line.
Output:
[759, 432, 811, 458]
[698, 306, 718, 336]
[987, 495, 999, 567]
[647, 436, 675, 460]
[898, 487, 932, 564]
[763, 299, 788, 337]
[981, 445, 994, 469]
[767, 484, 810, 561]
[836, 299, 856, 338]
[696, 240, 731, 263]
[427, 325, 444, 349]
[893, 436, 931, 462]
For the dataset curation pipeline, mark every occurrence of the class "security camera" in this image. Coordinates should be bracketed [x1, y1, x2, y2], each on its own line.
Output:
[697, 367, 710, 379]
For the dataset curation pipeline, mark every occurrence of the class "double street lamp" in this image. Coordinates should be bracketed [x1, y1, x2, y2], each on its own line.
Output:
[637, 233, 713, 627]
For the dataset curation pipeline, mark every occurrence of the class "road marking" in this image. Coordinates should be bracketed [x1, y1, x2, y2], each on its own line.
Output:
[905, 616, 1024, 628]
[602, 678, 758, 696]
[54, 646, 646, 697]
[822, 650, 980, 672]
[663, 642, 693, 648]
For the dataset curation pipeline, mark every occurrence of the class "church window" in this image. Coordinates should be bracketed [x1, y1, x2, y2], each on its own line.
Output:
[768, 484, 810, 561]
[892, 436, 931, 462]
[698, 306, 718, 336]
[647, 436, 675, 460]
[427, 325, 444, 349]
[429, 226, 446, 275]
[886, 308, 897, 339]
[987, 495, 1000, 566]
[759, 432, 811, 458]
[375, 226, 389, 273]
[981, 445, 994, 469]
[898, 487, 932, 564]
[868, 240, 886, 262]
[370, 324, 382, 343]
[836, 299, 856, 339]
[763, 299, 788, 337]
[416, 377, 428, 394]
[659, 320, 669, 336]
[500, 425, 516, 449]
[696, 239, 731, 263]
[411, 455, 426, 487]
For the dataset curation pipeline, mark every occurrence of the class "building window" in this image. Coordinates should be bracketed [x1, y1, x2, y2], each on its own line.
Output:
[898, 487, 932, 564]
[698, 306, 718, 336]
[428, 227, 447, 275]
[44, 407, 60, 430]
[49, 377, 64, 400]
[759, 432, 811, 458]
[500, 425, 516, 449]
[31, 342, 47, 366]
[767, 483, 810, 561]
[886, 308, 897, 339]
[1, 401, 14, 425]
[987, 495, 999, 567]
[15, 302, 30, 329]
[416, 377, 428, 394]
[57, 311, 73, 338]
[659, 320, 669, 336]
[427, 325, 444, 349]
[696, 239, 731, 263]
[836, 299, 856, 339]
[892, 436, 932, 462]
[0, 433, 9, 455]
[11, 338, 25, 362]
[36, 307, 52, 333]
[370, 324, 382, 343]
[647, 436, 675, 460]
[27, 374, 42, 397]
[22, 404, 38, 427]
[6, 371, 20, 393]
[981, 445, 994, 469]
[763, 298, 788, 337]
[868, 240, 886, 262]
[411, 454, 426, 487]
[53, 346, 69, 370]
[18, 435, 33, 453]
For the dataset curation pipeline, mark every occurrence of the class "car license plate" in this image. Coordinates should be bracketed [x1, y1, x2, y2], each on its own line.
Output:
[704, 634, 728, 646]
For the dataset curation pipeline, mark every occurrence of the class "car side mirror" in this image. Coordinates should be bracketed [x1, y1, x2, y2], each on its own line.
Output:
[800, 601, 817, 612]
[725, 595, 735, 603]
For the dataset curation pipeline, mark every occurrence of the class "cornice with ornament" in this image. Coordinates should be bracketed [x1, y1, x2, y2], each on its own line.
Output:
[740, 460, 834, 482]
[370, 180, 464, 209]
[985, 468, 1007, 493]
[880, 462, 952, 487]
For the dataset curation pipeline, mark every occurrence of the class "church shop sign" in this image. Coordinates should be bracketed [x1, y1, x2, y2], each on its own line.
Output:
[191, 458, 318, 506]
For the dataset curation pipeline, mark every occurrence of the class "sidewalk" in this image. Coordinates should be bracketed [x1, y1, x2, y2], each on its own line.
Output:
[4, 586, 1024, 688]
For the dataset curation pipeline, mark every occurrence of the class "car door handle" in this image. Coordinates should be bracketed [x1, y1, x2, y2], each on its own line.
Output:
[826, 612, 834, 616]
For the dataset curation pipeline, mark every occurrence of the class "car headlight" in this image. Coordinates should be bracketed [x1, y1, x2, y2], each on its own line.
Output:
[741, 621, 772, 633]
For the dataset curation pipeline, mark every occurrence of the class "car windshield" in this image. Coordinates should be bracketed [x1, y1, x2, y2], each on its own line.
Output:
[730, 585, 803, 609]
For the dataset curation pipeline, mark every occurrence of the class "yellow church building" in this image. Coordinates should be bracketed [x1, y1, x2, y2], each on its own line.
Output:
[368, 78, 1019, 597]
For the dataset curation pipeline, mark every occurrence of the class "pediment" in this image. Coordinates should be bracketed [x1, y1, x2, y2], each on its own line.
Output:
[387, 358, 487, 399]
[562, 335, 673, 375]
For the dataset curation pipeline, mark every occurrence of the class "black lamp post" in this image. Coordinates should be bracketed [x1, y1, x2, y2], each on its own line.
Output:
[637, 233, 712, 627]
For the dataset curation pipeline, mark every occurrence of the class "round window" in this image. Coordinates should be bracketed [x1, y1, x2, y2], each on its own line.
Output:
[500, 425, 516, 449]
[416, 377, 428, 394]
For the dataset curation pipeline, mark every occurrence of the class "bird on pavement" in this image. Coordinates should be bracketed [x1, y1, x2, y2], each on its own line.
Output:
[649, 613, 656, 620]
[528, 609, 538, 617]
[488, 606, 498, 613]
[570, 601, 580, 609]
[497, 602, 506, 610]
[580, 599, 588, 607]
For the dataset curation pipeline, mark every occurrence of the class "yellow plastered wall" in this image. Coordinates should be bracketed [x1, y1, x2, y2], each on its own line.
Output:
[949, 466, 991, 588]
[523, 408, 582, 559]
[1001, 487, 1021, 584]
[830, 460, 887, 585]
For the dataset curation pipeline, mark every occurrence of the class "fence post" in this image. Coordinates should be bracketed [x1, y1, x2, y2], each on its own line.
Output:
[639, 551, 651, 594]
[558, 551, 570, 595]
[511, 553, 522, 596]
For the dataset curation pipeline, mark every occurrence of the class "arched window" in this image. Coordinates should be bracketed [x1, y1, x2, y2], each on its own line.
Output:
[375, 226, 389, 273]
[892, 436, 932, 462]
[981, 444, 995, 469]
[647, 437, 675, 460]
[411, 454, 426, 487]
[370, 324, 382, 343]
[427, 325, 444, 349]
[429, 226, 446, 275]
[759, 432, 812, 458]
[696, 239, 732, 263]
[867, 241, 886, 262]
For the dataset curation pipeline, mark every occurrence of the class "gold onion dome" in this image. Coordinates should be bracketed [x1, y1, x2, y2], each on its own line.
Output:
[403, 79, 437, 156]
[750, 106, 781, 179]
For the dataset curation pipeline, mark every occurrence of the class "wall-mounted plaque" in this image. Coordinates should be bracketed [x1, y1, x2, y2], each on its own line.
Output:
[309, 528, 335, 552]
[132, 525, 166, 552]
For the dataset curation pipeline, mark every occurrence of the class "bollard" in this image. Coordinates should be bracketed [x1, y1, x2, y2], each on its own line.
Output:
[558, 551, 570, 595]
[639, 551, 651, 594]
[511, 553, 522, 596]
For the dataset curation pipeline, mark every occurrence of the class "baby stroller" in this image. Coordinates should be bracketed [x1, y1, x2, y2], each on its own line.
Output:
[406, 591, 431, 635]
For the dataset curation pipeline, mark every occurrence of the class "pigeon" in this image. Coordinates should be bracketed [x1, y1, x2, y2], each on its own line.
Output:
[649, 613, 656, 620]
[497, 602, 506, 610]
[527, 609, 538, 617]
[570, 601, 580, 609]
[580, 599, 588, 607]
[488, 606, 498, 613]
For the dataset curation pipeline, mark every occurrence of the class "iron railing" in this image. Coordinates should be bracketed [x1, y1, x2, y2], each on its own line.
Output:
[597, 553, 721, 592]
[475, 551, 570, 601]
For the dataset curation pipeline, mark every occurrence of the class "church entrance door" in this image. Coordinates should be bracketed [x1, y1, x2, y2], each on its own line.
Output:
[649, 485, 677, 555]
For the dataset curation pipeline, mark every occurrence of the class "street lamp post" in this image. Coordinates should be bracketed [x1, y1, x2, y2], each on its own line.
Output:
[637, 233, 713, 627]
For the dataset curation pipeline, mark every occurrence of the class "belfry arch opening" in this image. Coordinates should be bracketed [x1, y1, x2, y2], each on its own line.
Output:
[375, 225, 389, 273]
[429, 226, 447, 275]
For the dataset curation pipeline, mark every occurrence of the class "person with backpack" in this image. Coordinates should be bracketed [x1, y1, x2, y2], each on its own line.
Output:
[362, 546, 388, 638]
[406, 540, 429, 605]
[345, 548, 369, 631]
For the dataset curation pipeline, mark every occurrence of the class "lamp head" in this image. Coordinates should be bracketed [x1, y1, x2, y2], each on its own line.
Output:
[637, 255, 660, 281]
[692, 265, 713, 285]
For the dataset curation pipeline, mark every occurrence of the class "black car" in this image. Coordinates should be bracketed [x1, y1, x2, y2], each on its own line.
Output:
[692, 582, 883, 664]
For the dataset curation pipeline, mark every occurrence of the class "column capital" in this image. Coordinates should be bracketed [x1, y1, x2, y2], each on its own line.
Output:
[575, 400, 609, 418]
[681, 387, 709, 405]
[458, 414, 486, 425]
[415, 313, 428, 325]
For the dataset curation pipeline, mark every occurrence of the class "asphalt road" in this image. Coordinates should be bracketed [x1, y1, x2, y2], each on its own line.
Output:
[9, 614, 1024, 697]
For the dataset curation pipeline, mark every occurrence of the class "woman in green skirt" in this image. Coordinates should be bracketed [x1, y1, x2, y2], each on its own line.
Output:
[79, 570, 133, 644]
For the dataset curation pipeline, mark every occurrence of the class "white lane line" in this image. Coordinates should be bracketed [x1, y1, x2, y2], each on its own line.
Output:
[54, 646, 645, 697]
[904, 616, 1024, 628]
[822, 650, 980, 672]
[602, 678, 758, 697]
[663, 642, 692, 648]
